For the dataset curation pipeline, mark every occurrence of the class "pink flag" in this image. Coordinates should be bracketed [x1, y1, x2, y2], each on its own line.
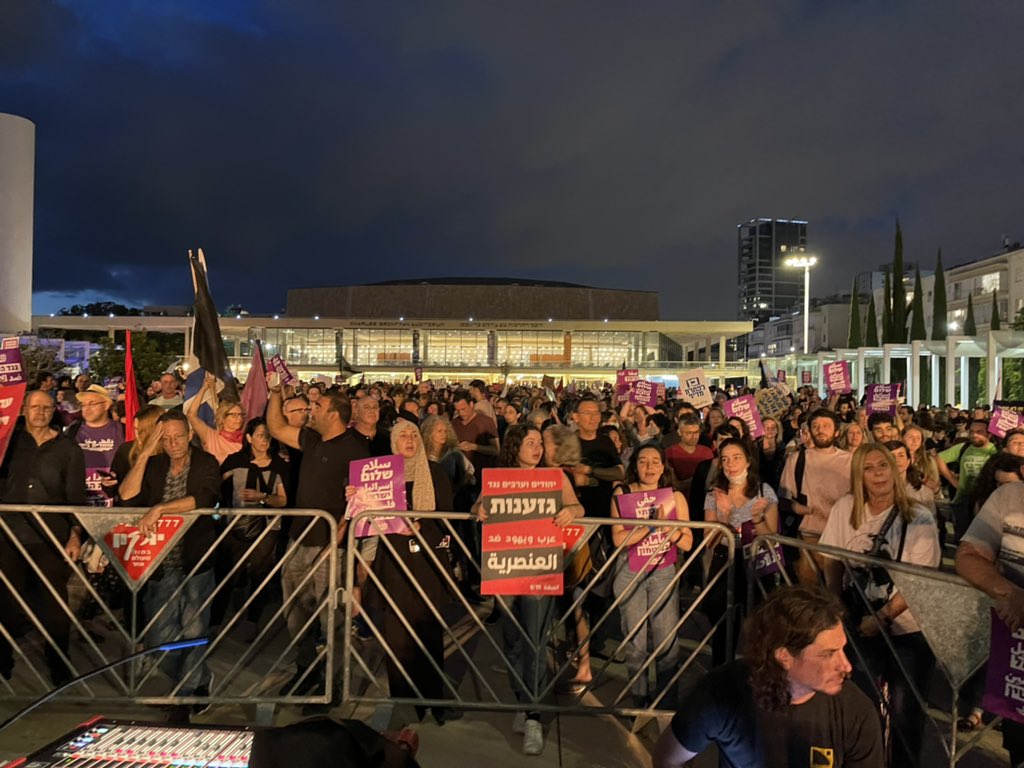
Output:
[241, 340, 268, 424]
[124, 331, 140, 441]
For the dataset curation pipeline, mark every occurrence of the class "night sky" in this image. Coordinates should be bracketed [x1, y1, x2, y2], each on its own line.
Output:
[5, 1, 1024, 320]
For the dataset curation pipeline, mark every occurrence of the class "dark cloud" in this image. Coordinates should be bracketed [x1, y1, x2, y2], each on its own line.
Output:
[3, 0, 1024, 318]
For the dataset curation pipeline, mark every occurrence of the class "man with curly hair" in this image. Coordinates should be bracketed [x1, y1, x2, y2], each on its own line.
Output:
[652, 585, 882, 767]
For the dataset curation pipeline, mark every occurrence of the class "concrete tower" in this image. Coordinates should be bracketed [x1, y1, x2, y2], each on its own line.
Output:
[0, 113, 35, 335]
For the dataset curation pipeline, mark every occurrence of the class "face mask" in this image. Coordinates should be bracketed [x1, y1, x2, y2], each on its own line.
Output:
[727, 469, 748, 487]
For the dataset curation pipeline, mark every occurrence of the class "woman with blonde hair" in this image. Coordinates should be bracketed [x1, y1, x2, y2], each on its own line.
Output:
[819, 443, 940, 765]
[838, 421, 867, 452]
[186, 372, 245, 465]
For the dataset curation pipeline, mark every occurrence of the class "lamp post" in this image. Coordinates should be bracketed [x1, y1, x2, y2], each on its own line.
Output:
[783, 254, 818, 354]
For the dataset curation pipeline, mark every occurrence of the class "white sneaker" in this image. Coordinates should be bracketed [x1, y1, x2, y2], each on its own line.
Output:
[512, 711, 526, 734]
[523, 718, 543, 756]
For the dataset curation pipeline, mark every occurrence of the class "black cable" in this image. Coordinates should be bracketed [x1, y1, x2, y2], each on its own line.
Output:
[0, 636, 209, 733]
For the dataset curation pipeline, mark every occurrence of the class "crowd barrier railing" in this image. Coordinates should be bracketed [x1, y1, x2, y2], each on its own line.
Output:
[0, 504, 340, 716]
[343, 510, 736, 719]
[746, 533, 995, 768]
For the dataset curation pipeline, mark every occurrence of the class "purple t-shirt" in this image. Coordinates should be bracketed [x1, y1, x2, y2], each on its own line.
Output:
[76, 420, 125, 507]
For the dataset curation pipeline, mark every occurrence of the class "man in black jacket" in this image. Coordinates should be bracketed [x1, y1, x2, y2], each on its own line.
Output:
[0, 389, 86, 684]
[119, 409, 221, 705]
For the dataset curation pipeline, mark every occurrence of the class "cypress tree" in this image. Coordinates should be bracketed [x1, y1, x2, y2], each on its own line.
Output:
[891, 219, 907, 342]
[991, 292, 1001, 331]
[865, 294, 879, 346]
[964, 292, 977, 336]
[932, 249, 947, 341]
[848, 278, 863, 347]
[909, 265, 927, 340]
[882, 270, 894, 343]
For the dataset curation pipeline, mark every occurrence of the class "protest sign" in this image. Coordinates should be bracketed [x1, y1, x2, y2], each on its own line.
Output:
[801, 371, 812, 385]
[983, 610, 1024, 724]
[755, 386, 789, 422]
[629, 379, 659, 408]
[346, 455, 409, 537]
[266, 354, 298, 386]
[776, 370, 786, 383]
[0, 337, 26, 467]
[614, 487, 678, 572]
[989, 407, 1022, 438]
[480, 468, 564, 596]
[724, 394, 765, 439]
[823, 361, 852, 394]
[678, 368, 713, 409]
[865, 383, 901, 416]
[616, 369, 640, 403]
[76, 513, 197, 591]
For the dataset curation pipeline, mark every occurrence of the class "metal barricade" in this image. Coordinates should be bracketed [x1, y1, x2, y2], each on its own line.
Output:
[342, 510, 736, 719]
[746, 533, 994, 768]
[0, 504, 340, 716]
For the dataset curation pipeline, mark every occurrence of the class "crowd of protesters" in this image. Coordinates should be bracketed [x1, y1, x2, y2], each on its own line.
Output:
[3, 367, 1024, 763]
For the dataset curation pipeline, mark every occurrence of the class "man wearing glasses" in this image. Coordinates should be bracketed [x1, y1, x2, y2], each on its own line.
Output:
[0, 389, 86, 685]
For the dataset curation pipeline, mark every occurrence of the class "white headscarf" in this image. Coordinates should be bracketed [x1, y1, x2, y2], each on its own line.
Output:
[390, 418, 436, 512]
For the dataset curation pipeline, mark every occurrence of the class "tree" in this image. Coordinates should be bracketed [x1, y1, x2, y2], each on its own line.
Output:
[882, 269, 894, 343]
[865, 294, 879, 347]
[891, 219, 907, 343]
[19, 340, 67, 383]
[964, 292, 977, 336]
[89, 332, 178, 390]
[990, 292, 1001, 331]
[909, 266, 927, 340]
[58, 301, 144, 317]
[847, 278, 863, 348]
[932, 249, 947, 341]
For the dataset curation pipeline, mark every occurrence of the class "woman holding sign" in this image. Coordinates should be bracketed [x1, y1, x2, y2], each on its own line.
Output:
[703, 438, 779, 666]
[474, 423, 584, 756]
[360, 418, 459, 725]
[610, 444, 692, 709]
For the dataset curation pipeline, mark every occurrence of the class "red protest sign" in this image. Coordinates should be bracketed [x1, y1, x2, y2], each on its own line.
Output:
[0, 337, 27, 467]
[105, 517, 189, 583]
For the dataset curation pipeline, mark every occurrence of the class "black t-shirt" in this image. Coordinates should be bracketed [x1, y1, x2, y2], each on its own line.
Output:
[345, 426, 392, 457]
[293, 427, 370, 546]
[670, 661, 883, 768]
[577, 434, 622, 518]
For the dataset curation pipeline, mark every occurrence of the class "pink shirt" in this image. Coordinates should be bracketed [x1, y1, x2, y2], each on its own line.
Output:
[201, 430, 243, 466]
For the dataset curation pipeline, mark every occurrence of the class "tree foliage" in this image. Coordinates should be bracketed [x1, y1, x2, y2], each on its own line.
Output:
[847, 278, 863, 348]
[19, 341, 66, 383]
[58, 302, 145, 317]
[964, 292, 977, 336]
[932, 249, 947, 341]
[865, 294, 879, 346]
[89, 332, 178, 389]
[909, 265, 927, 340]
[882, 270, 894, 343]
[990, 292, 1001, 331]
[891, 219, 907, 343]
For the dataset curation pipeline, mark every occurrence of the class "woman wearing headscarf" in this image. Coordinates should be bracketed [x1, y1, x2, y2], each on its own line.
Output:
[361, 417, 457, 725]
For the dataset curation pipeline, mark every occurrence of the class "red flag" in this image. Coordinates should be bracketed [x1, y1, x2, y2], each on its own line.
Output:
[124, 331, 140, 441]
[240, 340, 268, 425]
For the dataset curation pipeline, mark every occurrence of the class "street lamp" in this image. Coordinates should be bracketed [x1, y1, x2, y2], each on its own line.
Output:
[783, 254, 818, 354]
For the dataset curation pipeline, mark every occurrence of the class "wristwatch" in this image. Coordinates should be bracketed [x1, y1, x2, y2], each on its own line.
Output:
[259, 494, 269, 507]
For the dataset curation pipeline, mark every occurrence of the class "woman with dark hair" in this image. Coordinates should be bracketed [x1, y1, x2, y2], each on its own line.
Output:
[703, 437, 779, 666]
[475, 423, 583, 755]
[611, 443, 692, 707]
[756, 416, 785, 492]
[215, 418, 287, 634]
[819, 443, 940, 765]
[885, 440, 936, 517]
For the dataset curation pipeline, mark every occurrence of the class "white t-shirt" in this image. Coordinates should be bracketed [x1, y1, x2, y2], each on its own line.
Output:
[820, 494, 940, 635]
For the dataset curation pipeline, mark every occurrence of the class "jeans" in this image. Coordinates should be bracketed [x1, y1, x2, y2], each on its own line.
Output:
[612, 564, 679, 704]
[281, 544, 332, 668]
[143, 566, 215, 694]
[501, 595, 555, 704]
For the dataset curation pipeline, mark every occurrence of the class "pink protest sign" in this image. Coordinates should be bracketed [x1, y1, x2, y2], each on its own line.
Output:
[347, 455, 409, 537]
[823, 361, 852, 394]
[801, 371, 812, 384]
[723, 394, 765, 439]
[616, 369, 640, 402]
[989, 407, 1022, 438]
[615, 487, 678, 572]
[0, 337, 26, 468]
[266, 354, 298, 386]
[983, 610, 1024, 724]
[865, 383, 901, 416]
[776, 370, 786, 383]
[628, 379, 659, 407]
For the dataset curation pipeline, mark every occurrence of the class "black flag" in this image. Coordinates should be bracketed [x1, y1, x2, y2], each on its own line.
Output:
[189, 249, 238, 401]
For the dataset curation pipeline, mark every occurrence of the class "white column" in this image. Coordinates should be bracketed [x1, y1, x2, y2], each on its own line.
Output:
[945, 337, 956, 407]
[987, 331, 999, 405]
[909, 341, 922, 406]
[802, 266, 811, 354]
[930, 351, 940, 406]
[0, 114, 34, 335]
[856, 347, 866, 397]
[882, 345, 891, 384]
[960, 354, 970, 408]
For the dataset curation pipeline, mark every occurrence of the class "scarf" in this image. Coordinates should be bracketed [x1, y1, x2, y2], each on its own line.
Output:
[390, 420, 436, 512]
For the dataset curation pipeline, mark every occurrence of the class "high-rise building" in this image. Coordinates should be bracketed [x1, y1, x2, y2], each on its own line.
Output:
[736, 218, 808, 324]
